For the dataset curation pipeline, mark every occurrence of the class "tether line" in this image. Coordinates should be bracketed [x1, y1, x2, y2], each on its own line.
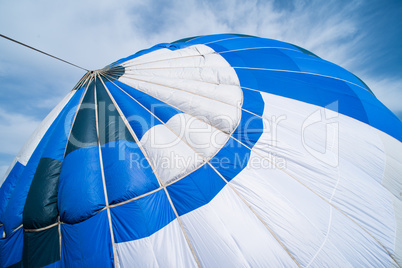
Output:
[0, 33, 89, 71]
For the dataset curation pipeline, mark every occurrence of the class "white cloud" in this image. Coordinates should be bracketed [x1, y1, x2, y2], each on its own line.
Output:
[0, 108, 41, 156]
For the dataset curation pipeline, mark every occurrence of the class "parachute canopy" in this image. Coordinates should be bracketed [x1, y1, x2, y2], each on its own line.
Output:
[1, 33, 401, 267]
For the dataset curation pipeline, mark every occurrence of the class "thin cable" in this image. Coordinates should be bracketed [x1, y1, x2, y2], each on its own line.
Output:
[0, 33, 89, 71]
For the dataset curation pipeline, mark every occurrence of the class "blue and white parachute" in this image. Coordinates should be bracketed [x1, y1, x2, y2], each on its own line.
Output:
[1, 34, 401, 267]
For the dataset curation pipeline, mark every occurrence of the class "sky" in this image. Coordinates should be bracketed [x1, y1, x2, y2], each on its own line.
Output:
[0, 0, 401, 177]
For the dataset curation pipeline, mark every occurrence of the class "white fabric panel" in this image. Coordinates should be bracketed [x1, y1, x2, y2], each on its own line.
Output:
[327, 208, 396, 267]
[391, 195, 402, 264]
[166, 113, 228, 158]
[140, 114, 228, 184]
[119, 74, 241, 107]
[0, 90, 76, 186]
[124, 44, 243, 184]
[251, 92, 398, 257]
[121, 45, 216, 68]
[231, 161, 353, 267]
[119, 75, 241, 133]
[115, 220, 197, 268]
[126, 53, 231, 71]
[122, 66, 239, 89]
[180, 185, 297, 267]
[118, 44, 242, 134]
[140, 123, 201, 185]
[379, 131, 402, 201]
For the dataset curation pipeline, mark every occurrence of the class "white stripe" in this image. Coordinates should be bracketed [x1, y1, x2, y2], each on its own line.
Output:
[180, 185, 298, 267]
[239, 91, 399, 266]
[115, 220, 198, 267]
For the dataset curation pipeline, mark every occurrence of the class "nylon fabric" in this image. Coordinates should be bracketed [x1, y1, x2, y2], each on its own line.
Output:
[1, 34, 401, 267]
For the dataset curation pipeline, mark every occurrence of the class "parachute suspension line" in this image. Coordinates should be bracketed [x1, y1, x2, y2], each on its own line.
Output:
[63, 77, 93, 159]
[100, 75, 301, 267]
[94, 73, 118, 267]
[0, 33, 89, 72]
[58, 216, 62, 259]
[99, 74, 202, 268]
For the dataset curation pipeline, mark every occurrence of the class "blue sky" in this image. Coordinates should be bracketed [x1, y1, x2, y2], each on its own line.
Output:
[0, 0, 401, 177]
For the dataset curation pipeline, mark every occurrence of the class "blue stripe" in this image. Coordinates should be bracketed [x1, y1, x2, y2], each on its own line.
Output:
[2, 91, 83, 235]
[233, 110, 264, 148]
[184, 34, 252, 45]
[58, 146, 105, 224]
[108, 80, 181, 140]
[110, 189, 175, 242]
[211, 47, 302, 71]
[235, 68, 370, 124]
[0, 228, 23, 268]
[241, 88, 264, 116]
[167, 163, 225, 216]
[42, 90, 84, 161]
[209, 138, 252, 182]
[206, 37, 298, 52]
[43, 260, 61, 268]
[111, 44, 169, 67]
[101, 140, 159, 204]
[349, 83, 402, 140]
[280, 49, 368, 90]
[61, 210, 113, 267]
[0, 161, 24, 225]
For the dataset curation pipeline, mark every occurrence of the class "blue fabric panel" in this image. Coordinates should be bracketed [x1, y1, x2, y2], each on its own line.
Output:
[101, 140, 159, 204]
[207, 37, 298, 53]
[214, 48, 301, 71]
[23, 158, 62, 229]
[110, 189, 175, 243]
[107, 80, 181, 140]
[171, 35, 203, 44]
[22, 225, 60, 267]
[95, 79, 134, 145]
[65, 83, 98, 156]
[281, 49, 368, 90]
[2, 91, 83, 235]
[349, 84, 402, 141]
[209, 138, 251, 182]
[112, 80, 181, 123]
[2, 125, 58, 235]
[61, 210, 113, 267]
[42, 260, 61, 268]
[235, 68, 370, 124]
[113, 34, 252, 66]
[233, 110, 264, 148]
[58, 146, 105, 224]
[111, 44, 170, 66]
[0, 228, 23, 268]
[241, 88, 264, 117]
[184, 34, 249, 45]
[42, 90, 84, 161]
[167, 163, 226, 216]
[0, 162, 24, 225]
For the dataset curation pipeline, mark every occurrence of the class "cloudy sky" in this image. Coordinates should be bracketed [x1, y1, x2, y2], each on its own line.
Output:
[0, 0, 401, 177]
